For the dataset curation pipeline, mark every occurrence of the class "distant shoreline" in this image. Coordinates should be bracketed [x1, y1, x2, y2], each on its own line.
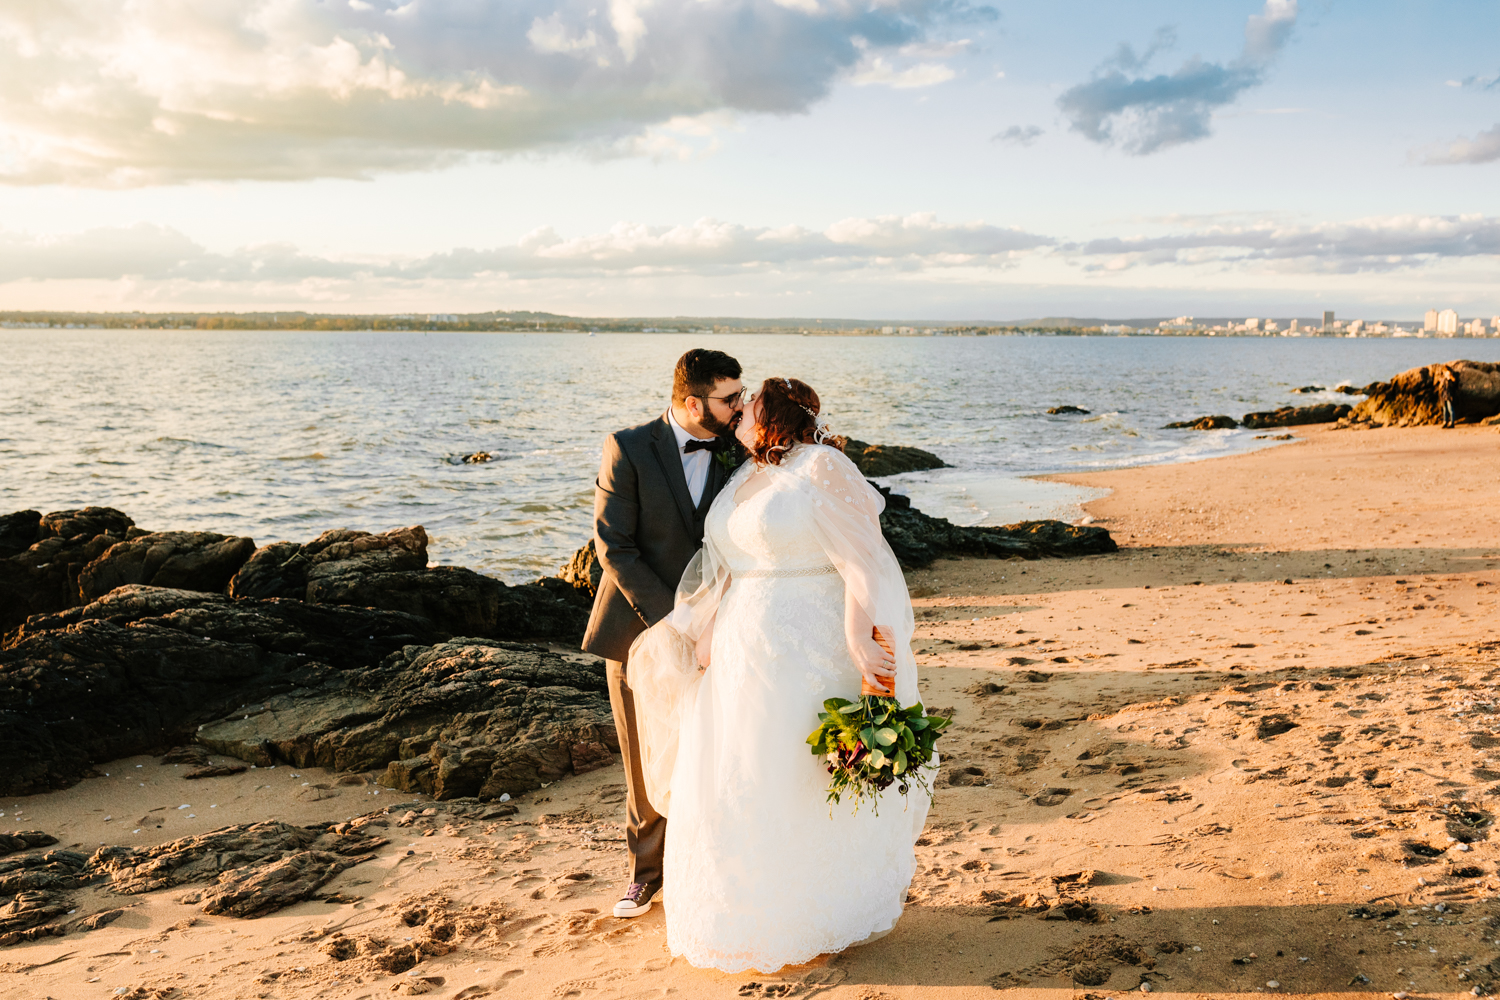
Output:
[3, 323, 1488, 340]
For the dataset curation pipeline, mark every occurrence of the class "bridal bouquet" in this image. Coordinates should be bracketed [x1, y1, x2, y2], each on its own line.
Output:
[805, 628, 950, 813]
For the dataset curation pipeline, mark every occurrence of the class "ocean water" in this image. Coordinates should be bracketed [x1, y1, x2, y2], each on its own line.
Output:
[4, 330, 1498, 582]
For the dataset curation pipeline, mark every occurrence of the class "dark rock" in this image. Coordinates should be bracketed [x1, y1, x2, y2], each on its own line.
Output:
[79, 530, 256, 603]
[460, 451, 494, 464]
[306, 565, 588, 641]
[0, 586, 442, 796]
[0, 507, 136, 632]
[0, 511, 41, 559]
[1290, 385, 1326, 394]
[0, 891, 71, 945]
[1164, 415, 1239, 430]
[879, 507, 1117, 570]
[0, 832, 58, 858]
[843, 439, 947, 477]
[197, 639, 617, 800]
[1336, 384, 1368, 395]
[556, 539, 603, 601]
[0, 849, 89, 943]
[229, 526, 427, 601]
[1346, 360, 1500, 427]
[532, 574, 594, 610]
[78, 821, 387, 920]
[229, 524, 584, 640]
[160, 745, 211, 766]
[184, 764, 248, 779]
[1241, 403, 1352, 429]
[77, 907, 125, 930]
[869, 482, 911, 510]
[305, 525, 428, 581]
[1046, 405, 1090, 415]
[227, 540, 306, 600]
[201, 850, 374, 918]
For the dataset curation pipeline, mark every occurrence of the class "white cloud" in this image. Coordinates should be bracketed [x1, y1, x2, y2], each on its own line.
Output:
[849, 54, 955, 88]
[992, 124, 1042, 146]
[1422, 124, 1500, 165]
[527, 14, 600, 56]
[1057, 0, 1296, 155]
[0, 0, 990, 186]
[0, 213, 1051, 286]
[1068, 214, 1500, 274]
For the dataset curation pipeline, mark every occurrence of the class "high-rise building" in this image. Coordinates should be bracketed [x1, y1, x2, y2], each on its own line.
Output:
[1244, 317, 1262, 332]
[1322, 310, 1335, 330]
[1437, 309, 1459, 335]
[1425, 309, 1439, 332]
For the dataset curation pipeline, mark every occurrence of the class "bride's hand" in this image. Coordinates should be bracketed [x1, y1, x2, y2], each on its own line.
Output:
[695, 615, 715, 670]
[850, 627, 896, 694]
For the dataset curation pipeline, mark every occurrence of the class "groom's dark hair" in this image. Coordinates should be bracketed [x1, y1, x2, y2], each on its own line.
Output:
[672, 348, 742, 404]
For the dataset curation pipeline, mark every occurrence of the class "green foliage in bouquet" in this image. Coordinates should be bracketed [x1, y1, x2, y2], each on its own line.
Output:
[805, 695, 951, 814]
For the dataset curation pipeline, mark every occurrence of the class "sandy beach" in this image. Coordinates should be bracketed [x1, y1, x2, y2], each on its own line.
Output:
[6, 423, 1500, 1000]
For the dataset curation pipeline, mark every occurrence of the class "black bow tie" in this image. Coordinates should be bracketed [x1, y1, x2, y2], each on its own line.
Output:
[683, 437, 728, 454]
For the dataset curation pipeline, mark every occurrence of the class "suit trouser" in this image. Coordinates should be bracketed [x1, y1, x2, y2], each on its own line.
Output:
[605, 656, 665, 890]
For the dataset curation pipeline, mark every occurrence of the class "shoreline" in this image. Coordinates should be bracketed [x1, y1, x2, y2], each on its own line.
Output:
[6, 423, 1500, 998]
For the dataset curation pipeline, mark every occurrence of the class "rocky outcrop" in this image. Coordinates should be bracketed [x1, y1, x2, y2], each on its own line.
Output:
[0, 586, 442, 796]
[1046, 405, 1090, 415]
[0, 511, 43, 558]
[1345, 360, 1500, 427]
[197, 639, 617, 800]
[0, 832, 57, 859]
[843, 439, 947, 477]
[556, 538, 602, 602]
[1165, 403, 1352, 431]
[306, 565, 588, 641]
[78, 530, 255, 603]
[880, 507, 1117, 569]
[0, 507, 137, 631]
[228, 525, 428, 601]
[1242, 403, 1352, 429]
[0, 821, 389, 942]
[0, 848, 89, 944]
[224, 525, 588, 640]
[1164, 415, 1238, 430]
[91, 820, 387, 918]
[0, 583, 605, 799]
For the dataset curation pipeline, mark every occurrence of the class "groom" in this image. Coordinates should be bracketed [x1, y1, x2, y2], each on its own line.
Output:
[584, 348, 744, 919]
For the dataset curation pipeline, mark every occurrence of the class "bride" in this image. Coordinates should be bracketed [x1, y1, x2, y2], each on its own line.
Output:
[627, 376, 934, 974]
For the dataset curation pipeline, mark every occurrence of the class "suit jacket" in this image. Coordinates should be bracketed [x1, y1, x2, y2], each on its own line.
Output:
[582, 413, 737, 663]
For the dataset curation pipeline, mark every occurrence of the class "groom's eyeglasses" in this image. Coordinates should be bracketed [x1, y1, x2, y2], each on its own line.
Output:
[697, 390, 746, 409]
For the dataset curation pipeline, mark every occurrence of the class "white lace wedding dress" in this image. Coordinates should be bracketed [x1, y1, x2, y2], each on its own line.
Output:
[635, 443, 932, 974]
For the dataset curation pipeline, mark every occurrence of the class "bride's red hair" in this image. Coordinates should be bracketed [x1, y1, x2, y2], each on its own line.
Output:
[749, 377, 845, 466]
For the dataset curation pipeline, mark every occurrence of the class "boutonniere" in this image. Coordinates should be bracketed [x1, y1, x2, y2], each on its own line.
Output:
[714, 442, 743, 471]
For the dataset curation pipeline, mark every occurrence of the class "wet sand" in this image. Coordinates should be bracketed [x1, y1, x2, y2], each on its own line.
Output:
[6, 423, 1500, 1000]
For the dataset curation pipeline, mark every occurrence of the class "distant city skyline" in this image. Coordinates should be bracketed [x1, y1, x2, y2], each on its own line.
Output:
[1, 1, 1497, 318]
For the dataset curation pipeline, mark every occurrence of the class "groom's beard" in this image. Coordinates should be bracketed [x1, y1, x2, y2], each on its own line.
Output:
[699, 408, 737, 437]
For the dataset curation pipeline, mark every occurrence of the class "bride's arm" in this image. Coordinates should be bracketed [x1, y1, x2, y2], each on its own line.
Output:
[845, 596, 896, 693]
[694, 609, 716, 669]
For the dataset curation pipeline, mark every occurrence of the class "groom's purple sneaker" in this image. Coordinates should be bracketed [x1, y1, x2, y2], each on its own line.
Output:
[613, 881, 660, 918]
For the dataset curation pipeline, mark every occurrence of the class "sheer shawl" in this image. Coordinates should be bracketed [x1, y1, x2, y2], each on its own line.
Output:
[627, 443, 916, 814]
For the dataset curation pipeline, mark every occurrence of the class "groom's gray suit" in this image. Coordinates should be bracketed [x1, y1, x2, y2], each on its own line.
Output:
[583, 413, 734, 890]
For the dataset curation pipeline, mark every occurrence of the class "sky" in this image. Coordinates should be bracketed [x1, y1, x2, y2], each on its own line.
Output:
[1, 0, 1498, 321]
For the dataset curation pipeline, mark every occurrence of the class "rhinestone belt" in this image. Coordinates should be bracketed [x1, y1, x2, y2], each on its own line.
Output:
[737, 564, 839, 579]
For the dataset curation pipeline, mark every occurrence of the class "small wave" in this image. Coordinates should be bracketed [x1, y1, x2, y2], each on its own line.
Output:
[276, 452, 328, 461]
[143, 436, 228, 451]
